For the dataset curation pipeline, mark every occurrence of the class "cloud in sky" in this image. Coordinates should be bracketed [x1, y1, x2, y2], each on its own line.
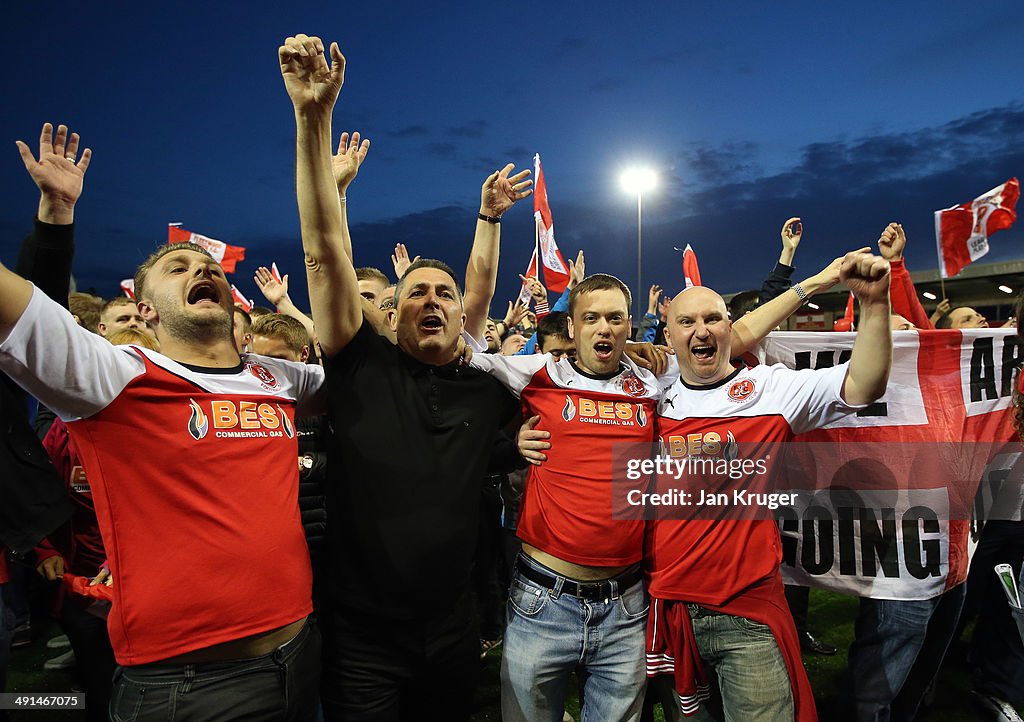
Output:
[70, 103, 1024, 308]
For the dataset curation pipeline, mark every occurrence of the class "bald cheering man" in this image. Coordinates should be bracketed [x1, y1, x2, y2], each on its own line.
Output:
[646, 249, 892, 721]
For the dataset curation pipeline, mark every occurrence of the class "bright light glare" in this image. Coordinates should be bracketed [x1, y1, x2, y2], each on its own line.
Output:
[922, 291, 937, 300]
[999, 285, 1014, 294]
[806, 302, 820, 310]
[620, 168, 657, 194]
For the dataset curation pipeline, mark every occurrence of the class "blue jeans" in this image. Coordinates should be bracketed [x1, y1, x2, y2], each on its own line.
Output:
[109, 621, 320, 722]
[500, 555, 649, 722]
[684, 606, 793, 722]
[843, 584, 966, 722]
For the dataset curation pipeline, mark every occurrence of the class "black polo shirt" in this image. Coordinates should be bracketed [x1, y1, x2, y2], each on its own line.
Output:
[324, 320, 518, 619]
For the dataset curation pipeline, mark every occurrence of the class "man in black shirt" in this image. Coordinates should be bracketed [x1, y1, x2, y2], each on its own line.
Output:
[280, 34, 532, 719]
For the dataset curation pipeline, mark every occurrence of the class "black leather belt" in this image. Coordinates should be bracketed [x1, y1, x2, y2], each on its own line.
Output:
[516, 557, 643, 601]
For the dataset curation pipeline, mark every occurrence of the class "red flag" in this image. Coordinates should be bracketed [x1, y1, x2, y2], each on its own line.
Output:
[934, 178, 1019, 278]
[167, 224, 247, 274]
[231, 285, 253, 312]
[271, 262, 284, 284]
[834, 291, 855, 331]
[533, 154, 570, 292]
[682, 244, 702, 288]
[120, 279, 135, 299]
[518, 247, 539, 306]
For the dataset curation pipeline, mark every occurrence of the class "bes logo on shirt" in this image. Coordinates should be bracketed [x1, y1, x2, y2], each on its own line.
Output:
[561, 395, 648, 427]
[664, 430, 739, 460]
[187, 398, 295, 440]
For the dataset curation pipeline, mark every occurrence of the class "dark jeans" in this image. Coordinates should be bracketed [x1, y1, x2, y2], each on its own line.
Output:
[843, 584, 966, 722]
[60, 601, 116, 722]
[321, 590, 479, 721]
[109, 620, 320, 722]
[967, 520, 1024, 702]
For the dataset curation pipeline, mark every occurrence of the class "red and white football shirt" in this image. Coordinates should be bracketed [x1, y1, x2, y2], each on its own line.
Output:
[648, 362, 863, 603]
[470, 352, 671, 566]
[0, 287, 324, 664]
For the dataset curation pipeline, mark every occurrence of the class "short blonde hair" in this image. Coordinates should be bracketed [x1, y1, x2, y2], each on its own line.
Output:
[251, 314, 310, 355]
[106, 328, 159, 351]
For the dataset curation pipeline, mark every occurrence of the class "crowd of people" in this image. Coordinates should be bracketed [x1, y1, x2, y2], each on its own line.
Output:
[0, 32, 1021, 722]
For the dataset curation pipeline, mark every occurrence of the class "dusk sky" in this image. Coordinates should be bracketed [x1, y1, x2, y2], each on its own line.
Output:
[2, 3, 1023, 314]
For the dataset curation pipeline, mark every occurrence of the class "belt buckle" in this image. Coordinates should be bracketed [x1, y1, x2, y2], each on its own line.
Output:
[577, 581, 608, 602]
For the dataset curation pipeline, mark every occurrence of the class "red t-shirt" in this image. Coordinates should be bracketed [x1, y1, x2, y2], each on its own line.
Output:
[648, 362, 861, 603]
[0, 288, 325, 664]
[470, 352, 669, 566]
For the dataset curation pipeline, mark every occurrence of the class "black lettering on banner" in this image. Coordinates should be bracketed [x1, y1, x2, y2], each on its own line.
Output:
[976, 468, 1012, 523]
[859, 508, 900, 577]
[856, 402, 889, 418]
[777, 507, 799, 566]
[1001, 338, 1023, 397]
[792, 350, 886, 416]
[970, 338, 998, 402]
[801, 506, 834, 575]
[794, 351, 841, 370]
[902, 506, 941, 579]
[837, 507, 857, 575]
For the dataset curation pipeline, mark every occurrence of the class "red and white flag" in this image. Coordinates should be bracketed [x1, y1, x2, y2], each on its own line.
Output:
[168, 223, 247, 274]
[934, 178, 1020, 278]
[120, 279, 135, 299]
[270, 262, 284, 284]
[682, 244, 702, 288]
[518, 247, 539, 306]
[231, 284, 253, 312]
[533, 154, 570, 293]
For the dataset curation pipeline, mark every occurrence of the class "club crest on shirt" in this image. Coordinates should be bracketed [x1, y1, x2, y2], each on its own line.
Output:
[247, 362, 281, 392]
[621, 373, 647, 398]
[727, 378, 756, 403]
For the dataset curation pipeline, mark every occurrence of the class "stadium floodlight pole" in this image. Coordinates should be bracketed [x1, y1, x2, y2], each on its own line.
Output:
[620, 168, 657, 319]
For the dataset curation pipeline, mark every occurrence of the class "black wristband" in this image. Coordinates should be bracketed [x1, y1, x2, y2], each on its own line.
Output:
[478, 212, 501, 224]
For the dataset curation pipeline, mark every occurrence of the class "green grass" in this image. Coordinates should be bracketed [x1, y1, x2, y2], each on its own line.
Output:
[6, 591, 1013, 720]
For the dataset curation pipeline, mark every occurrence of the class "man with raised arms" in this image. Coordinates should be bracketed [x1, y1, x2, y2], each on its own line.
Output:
[0, 125, 326, 720]
[279, 33, 534, 719]
[646, 249, 892, 720]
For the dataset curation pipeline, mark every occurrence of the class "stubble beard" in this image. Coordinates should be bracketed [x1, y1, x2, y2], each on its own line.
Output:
[158, 303, 233, 346]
